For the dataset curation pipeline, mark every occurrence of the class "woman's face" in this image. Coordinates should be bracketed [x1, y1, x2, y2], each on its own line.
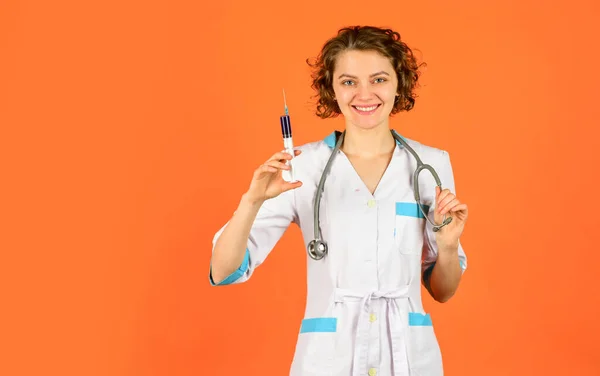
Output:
[332, 49, 399, 131]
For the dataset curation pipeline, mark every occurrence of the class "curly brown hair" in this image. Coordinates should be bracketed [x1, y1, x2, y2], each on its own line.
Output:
[306, 25, 426, 119]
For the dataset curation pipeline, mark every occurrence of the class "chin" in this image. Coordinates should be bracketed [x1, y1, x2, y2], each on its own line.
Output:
[352, 119, 385, 130]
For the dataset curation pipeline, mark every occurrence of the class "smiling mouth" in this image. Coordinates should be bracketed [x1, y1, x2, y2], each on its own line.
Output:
[352, 104, 381, 114]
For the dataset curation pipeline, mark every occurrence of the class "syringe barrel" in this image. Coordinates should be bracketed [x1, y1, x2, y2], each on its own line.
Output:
[280, 115, 292, 138]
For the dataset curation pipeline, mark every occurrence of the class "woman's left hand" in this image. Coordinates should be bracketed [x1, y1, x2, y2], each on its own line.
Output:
[433, 186, 468, 252]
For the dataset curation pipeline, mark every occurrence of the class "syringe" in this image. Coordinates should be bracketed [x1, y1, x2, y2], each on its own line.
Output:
[280, 89, 296, 182]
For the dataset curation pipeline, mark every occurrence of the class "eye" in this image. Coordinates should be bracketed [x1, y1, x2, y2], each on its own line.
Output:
[342, 80, 355, 86]
[374, 77, 387, 83]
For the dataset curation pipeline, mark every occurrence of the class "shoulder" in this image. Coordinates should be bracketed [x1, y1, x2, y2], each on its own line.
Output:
[393, 130, 451, 166]
[394, 130, 460, 194]
[291, 130, 338, 166]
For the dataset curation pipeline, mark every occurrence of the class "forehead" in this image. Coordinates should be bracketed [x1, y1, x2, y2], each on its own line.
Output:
[333, 49, 394, 75]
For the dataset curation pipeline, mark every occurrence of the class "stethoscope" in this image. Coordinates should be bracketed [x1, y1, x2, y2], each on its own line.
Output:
[306, 129, 453, 261]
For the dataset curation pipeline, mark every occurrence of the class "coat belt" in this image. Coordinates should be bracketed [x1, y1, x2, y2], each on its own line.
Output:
[334, 287, 412, 376]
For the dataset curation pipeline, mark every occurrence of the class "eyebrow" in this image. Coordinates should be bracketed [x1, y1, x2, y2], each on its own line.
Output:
[337, 71, 390, 79]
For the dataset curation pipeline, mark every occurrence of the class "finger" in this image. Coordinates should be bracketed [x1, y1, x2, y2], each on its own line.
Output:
[438, 194, 455, 210]
[265, 151, 290, 163]
[268, 149, 300, 163]
[439, 198, 459, 215]
[281, 180, 303, 191]
[281, 149, 301, 160]
[436, 188, 452, 205]
[440, 201, 457, 215]
[254, 164, 277, 178]
[437, 192, 455, 210]
[449, 203, 468, 213]
[264, 160, 290, 170]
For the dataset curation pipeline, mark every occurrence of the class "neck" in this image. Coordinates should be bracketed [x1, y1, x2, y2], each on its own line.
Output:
[341, 124, 396, 157]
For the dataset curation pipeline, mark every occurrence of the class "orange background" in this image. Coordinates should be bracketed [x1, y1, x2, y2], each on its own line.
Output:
[1, 0, 599, 375]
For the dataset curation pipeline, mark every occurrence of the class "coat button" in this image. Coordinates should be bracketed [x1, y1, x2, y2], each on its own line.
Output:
[367, 199, 376, 208]
[368, 368, 377, 376]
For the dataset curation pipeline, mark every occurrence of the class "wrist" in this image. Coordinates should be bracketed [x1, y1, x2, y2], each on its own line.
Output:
[438, 240, 459, 255]
[240, 192, 265, 208]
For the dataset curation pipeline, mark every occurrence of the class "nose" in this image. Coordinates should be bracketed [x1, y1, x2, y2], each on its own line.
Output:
[356, 83, 375, 100]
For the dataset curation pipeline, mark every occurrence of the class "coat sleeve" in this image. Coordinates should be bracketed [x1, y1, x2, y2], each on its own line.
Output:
[208, 188, 298, 286]
[421, 149, 468, 277]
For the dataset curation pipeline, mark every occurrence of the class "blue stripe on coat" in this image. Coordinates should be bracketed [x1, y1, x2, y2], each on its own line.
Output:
[209, 248, 250, 286]
[300, 318, 337, 333]
[409, 312, 433, 326]
[396, 202, 430, 218]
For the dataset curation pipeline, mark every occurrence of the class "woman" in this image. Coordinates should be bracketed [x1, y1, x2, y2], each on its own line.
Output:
[209, 25, 469, 376]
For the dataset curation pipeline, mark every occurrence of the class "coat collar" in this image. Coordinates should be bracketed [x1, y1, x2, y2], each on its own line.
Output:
[323, 129, 406, 149]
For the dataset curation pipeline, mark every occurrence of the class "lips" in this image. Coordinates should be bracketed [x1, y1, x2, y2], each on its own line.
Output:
[352, 104, 381, 115]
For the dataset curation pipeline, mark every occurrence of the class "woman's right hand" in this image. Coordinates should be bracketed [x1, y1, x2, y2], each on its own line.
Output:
[243, 150, 303, 204]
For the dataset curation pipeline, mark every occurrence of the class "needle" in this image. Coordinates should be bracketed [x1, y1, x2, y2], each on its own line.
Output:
[283, 88, 289, 116]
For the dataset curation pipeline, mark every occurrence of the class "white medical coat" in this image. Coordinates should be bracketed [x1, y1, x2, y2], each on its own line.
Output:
[209, 130, 468, 376]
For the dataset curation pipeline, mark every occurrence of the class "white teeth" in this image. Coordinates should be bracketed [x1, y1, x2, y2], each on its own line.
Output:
[355, 105, 378, 111]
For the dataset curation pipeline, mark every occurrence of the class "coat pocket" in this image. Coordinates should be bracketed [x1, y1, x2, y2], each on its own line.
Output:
[295, 317, 338, 374]
[407, 312, 444, 375]
[394, 202, 428, 255]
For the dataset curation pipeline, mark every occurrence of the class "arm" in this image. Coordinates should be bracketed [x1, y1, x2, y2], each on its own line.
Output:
[209, 188, 298, 286]
[208, 149, 302, 286]
[423, 242, 463, 303]
[422, 150, 468, 302]
[210, 193, 265, 285]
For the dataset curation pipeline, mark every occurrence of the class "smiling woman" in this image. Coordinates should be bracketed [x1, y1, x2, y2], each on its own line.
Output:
[332, 51, 400, 130]
[209, 25, 469, 376]
[306, 25, 425, 120]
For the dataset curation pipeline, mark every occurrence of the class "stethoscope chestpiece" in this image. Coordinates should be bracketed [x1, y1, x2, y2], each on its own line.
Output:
[432, 216, 453, 232]
[307, 239, 328, 260]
